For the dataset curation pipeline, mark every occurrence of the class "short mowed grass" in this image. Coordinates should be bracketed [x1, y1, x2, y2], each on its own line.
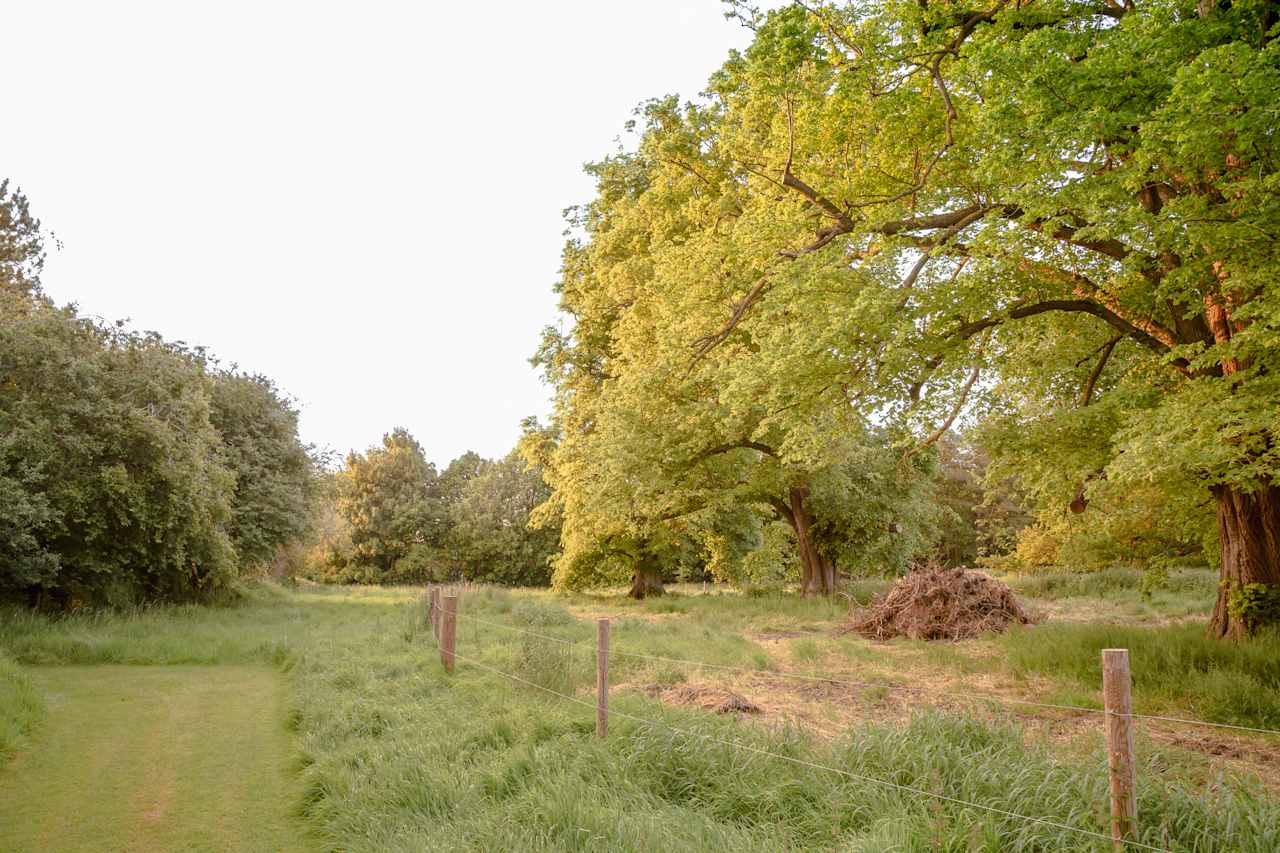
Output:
[1, 579, 1278, 851]
[0, 664, 309, 852]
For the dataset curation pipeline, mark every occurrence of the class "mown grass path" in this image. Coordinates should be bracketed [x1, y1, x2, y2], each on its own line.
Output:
[0, 665, 310, 853]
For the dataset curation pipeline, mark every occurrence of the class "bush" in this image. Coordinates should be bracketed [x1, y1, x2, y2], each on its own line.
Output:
[0, 294, 238, 606]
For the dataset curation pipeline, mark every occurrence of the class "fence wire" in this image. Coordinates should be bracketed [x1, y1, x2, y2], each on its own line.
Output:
[445, 646, 1172, 853]
[447, 609, 1280, 737]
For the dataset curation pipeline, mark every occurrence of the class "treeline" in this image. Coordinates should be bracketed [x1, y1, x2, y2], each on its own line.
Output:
[297, 425, 559, 587]
[1, 181, 314, 607]
[1, 182, 560, 605]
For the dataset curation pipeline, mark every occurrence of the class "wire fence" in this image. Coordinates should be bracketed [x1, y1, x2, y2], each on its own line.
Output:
[444, 646, 1172, 852]
[420, 587, 1279, 851]
[450, 609, 1280, 737]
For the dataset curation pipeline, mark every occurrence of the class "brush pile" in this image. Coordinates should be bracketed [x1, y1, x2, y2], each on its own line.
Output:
[843, 566, 1036, 641]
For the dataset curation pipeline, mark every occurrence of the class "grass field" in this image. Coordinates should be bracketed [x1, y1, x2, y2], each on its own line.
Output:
[1, 575, 1278, 851]
[0, 665, 309, 853]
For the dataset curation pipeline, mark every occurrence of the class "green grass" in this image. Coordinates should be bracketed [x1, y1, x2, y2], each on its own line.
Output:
[1006, 567, 1218, 622]
[1, 582, 1277, 851]
[1007, 566, 1215, 600]
[0, 651, 43, 760]
[999, 621, 1280, 729]
[0, 665, 310, 852]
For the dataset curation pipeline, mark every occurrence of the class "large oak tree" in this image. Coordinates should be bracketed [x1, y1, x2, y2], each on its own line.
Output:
[697, 0, 1280, 636]
[542, 0, 1279, 635]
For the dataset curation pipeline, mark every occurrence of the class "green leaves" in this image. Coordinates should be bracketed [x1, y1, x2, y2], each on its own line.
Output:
[535, 0, 1280, 608]
[0, 292, 238, 605]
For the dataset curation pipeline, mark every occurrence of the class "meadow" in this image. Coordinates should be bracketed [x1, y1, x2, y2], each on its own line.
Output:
[1, 573, 1278, 852]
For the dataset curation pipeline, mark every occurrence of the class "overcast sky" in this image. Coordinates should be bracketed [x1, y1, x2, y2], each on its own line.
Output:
[6, 1, 762, 466]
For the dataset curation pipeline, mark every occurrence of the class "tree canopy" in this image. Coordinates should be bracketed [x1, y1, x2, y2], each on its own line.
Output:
[534, 0, 1280, 633]
[0, 183, 318, 607]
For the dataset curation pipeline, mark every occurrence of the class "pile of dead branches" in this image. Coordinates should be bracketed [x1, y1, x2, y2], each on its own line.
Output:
[843, 566, 1036, 641]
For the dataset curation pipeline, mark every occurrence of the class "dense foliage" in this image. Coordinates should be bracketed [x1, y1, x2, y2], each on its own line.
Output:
[535, 0, 1280, 632]
[0, 183, 315, 607]
[305, 429, 558, 586]
[209, 372, 314, 568]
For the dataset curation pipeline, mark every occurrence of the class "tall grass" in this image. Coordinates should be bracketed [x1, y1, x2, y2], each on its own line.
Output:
[4, 583, 1279, 851]
[1009, 567, 1216, 601]
[0, 651, 44, 760]
[1000, 622, 1280, 728]
[285, 589, 1279, 851]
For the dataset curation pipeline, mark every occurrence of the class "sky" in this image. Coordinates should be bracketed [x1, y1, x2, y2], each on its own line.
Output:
[5, 1, 764, 466]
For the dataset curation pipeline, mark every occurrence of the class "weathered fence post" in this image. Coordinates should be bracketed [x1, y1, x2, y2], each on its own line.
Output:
[596, 618, 609, 738]
[441, 595, 457, 673]
[1102, 648, 1137, 849]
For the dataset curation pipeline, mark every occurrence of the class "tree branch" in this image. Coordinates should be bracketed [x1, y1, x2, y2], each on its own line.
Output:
[904, 361, 982, 460]
[1079, 334, 1122, 406]
[694, 440, 778, 462]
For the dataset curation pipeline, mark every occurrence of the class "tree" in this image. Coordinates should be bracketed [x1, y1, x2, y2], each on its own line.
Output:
[446, 451, 560, 586]
[336, 428, 436, 576]
[1, 181, 319, 606]
[209, 372, 315, 568]
[0, 180, 45, 297]
[532, 98, 943, 596]
[0, 292, 236, 605]
[576, 1, 1278, 635]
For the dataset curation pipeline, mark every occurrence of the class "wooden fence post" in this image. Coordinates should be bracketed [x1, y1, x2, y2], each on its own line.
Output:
[596, 618, 609, 738]
[441, 595, 457, 673]
[1102, 648, 1137, 849]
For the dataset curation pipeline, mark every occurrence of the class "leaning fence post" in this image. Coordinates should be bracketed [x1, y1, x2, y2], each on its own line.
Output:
[596, 618, 610, 738]
[1102, 648, 1137, 849]
[441, 595, 457, 673]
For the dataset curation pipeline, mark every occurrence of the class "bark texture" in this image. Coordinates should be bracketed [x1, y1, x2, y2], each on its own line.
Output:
[775, 486, 838, 596]
[628, 563, 666, 599]
[1209, 484, 1280, 639]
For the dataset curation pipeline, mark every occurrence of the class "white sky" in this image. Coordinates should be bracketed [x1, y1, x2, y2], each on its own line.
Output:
[6, 1, 763, 466]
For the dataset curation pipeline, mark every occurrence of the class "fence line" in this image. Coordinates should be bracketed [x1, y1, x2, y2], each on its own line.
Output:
[449, 609, 1280, 737]
[444, 646, 1171, 853]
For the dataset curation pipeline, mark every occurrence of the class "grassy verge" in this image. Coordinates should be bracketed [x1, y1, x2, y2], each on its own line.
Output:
[2, 583, 1278, 851]
[997, 622, 1280, 728]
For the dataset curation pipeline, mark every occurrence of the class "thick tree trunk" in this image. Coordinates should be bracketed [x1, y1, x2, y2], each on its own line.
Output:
[782, 485, 838, 597]
[628, 564, 665, 599]
[1208, 484, 1280, 640]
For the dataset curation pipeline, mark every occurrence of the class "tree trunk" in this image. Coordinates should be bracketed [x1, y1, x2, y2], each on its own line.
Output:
[1208, 483, 1280, 640]
[781, 485, 838, 597]
[628, 564, 665, 599]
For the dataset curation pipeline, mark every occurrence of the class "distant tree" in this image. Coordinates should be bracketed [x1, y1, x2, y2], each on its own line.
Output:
[336, 428, 436, 575]
[208, 372, 316, 567]
[0, 180, 45, 296]
[447, 451, 559, 586]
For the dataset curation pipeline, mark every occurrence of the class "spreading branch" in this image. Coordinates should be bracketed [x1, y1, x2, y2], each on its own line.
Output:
[1080, 334, 1122, 406]
[904, 360, 982, 460]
